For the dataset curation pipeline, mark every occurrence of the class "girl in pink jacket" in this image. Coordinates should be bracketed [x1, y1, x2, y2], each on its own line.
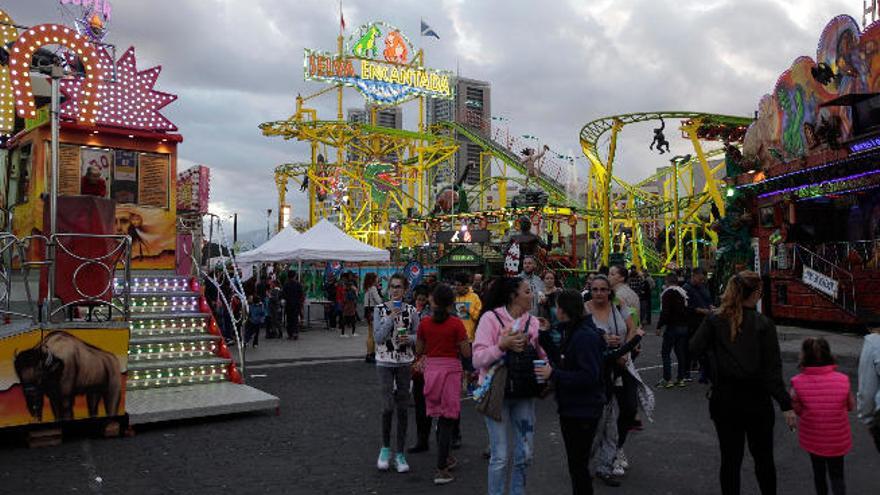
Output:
[790, 337, 854, 495]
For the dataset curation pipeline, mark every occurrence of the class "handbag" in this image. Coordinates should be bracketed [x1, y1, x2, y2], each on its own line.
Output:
[491, 310, 542, 399]
[475, 362, 507, 421]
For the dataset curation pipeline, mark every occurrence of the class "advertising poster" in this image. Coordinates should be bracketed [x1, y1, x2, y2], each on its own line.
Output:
[58, 144, 81, 196]
[0, 327, 128, 428]
[112, 149, 138, 204]
[138, 153, 169, 208]
[80, 147, 113, 198]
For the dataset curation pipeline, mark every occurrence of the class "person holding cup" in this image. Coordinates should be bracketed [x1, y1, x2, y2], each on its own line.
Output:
[473, 276, 547, 495]
[373, 273, 420, 473]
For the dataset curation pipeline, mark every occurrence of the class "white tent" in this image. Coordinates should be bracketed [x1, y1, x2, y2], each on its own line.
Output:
[236, 224, 303, 263]
[288, 219, 390, 262]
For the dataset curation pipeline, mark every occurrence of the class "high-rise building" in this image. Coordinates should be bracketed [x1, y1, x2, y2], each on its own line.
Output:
[427, 77, 492, 186]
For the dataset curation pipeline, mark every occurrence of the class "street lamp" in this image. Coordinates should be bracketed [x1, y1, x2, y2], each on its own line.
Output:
[266, 208, 272, 240]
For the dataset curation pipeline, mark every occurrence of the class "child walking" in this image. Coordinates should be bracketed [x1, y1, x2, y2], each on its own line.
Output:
[341, 280, 358, 337]
[790, 337, 854, 495]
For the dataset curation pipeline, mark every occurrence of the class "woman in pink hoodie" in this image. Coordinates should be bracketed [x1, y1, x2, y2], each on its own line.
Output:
[473, 276, 546, 495]
[790, 337, 854, 495]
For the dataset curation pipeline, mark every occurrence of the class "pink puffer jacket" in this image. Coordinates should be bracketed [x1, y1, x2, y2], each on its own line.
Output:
[790, 365, 854, 457]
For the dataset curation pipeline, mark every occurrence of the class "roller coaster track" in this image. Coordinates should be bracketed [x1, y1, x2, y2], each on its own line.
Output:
[435, 121, 578, 207]
[579, 111, 754, 152]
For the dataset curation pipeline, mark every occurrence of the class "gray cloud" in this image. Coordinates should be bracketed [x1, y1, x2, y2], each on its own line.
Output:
[2, 0, 859, 232]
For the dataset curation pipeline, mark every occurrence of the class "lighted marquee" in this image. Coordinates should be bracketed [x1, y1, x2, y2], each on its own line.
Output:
[304, 21, 454, 106]
[8, 24, 106, 123]
[0, 10, 18, 134]
[60, 46, 177, 131]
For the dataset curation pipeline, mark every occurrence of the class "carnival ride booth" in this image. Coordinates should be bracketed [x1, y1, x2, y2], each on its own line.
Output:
[729, 14, 880, 327]
[0, 9, 277, 438]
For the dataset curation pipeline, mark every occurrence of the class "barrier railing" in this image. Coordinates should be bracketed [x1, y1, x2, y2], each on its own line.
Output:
[0, 232, 131, 324]
[772, 243, 857, 315]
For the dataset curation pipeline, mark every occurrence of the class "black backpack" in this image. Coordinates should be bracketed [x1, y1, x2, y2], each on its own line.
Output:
[492, 310, 542, 399]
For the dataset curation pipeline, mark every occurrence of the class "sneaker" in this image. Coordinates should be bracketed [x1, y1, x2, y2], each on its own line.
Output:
[663, 380, 675, 389]
[596, 473, 621, 487]
[612, 463, 625, 477]
[676, 379, 687, 387]
[377, 447, 391, 471]
[351, 332, 358, 337]
[616, 448, 629, 469]
[433, 468, 454, 485]
[407, 443, 428, 454]
[395, 453, 410, 473]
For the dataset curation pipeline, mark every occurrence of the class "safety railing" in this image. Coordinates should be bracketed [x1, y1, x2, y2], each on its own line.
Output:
[812, 240, 880, 271]
[772, 243, 857, 315]
[0, 231, 132, 324]
[48, 233, 132, 322]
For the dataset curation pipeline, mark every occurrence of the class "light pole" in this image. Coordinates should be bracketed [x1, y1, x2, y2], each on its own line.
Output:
[266, 209, 272, 240]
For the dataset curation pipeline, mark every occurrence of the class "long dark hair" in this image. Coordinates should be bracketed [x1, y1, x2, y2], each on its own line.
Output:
[363, 272, 377, 291]
[479, 276, 524, 320]
[555, 289, 585, 324]
[799, 337, 835, 368]
[719, 271, 761, 342]
[431, 283, 455, 323]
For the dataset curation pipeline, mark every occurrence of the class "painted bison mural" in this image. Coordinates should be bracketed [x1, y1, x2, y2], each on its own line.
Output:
[13, 331, 122, 422]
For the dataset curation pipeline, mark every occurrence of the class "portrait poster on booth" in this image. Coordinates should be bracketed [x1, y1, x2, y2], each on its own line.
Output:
[80, 148, 112, 198]
[57, 144, 81, 196]
[112, 150, 138, 204]
[138, 153, 169, 208]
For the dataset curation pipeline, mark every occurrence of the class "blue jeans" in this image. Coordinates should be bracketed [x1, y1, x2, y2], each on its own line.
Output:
[661, 325, 689, 381]
[485, 398, 536, 495]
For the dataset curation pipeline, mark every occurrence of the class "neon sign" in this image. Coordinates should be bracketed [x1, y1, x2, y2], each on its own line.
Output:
[304, 21, 454, 106]
[848, 135, 880, 154]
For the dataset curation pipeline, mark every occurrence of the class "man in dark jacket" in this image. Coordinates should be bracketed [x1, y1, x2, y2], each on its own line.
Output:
[657, 273, 690, 387]
[282, 271, 304, 340]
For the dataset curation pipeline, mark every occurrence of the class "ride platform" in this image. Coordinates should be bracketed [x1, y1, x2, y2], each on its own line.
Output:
[126, 382, 279, 425]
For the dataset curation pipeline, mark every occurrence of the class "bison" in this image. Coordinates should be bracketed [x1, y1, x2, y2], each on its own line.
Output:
[14, 331, 122, 422]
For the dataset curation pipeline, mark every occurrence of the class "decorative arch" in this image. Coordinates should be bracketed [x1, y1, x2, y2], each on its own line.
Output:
[0, 9, 18, 134]
[7, 24, 106, 124]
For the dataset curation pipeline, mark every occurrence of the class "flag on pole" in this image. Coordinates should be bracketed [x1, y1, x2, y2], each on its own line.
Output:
[421, 19, 440, 39]
[340, 1, 346, 32]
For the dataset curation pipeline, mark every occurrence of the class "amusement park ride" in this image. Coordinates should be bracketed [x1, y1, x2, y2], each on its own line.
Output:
[261, 20, 753, 272]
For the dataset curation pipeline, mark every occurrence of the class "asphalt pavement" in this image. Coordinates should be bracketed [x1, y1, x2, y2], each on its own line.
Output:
[1, 324, 879, 494]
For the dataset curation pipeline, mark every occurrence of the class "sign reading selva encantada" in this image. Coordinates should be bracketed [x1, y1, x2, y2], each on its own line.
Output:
[304, 21, 454, 105]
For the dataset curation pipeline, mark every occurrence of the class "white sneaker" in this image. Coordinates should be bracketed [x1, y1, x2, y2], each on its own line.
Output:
[612, 460, 625, 477]
[352, 332, 358, 337]
[395, 453, 410, 473]
[377, 447, 391, 471]
[616, 448, 629, 469]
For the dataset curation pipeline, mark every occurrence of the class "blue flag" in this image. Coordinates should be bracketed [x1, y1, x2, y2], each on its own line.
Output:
[421, 19, 440, 39]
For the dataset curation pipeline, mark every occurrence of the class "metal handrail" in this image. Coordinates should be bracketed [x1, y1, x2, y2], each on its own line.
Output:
[770, 243, 858, 314]
[47, 233, 132, 321]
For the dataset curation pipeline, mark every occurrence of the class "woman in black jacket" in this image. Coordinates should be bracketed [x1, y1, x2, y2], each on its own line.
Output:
[536, 290, 643, 495]
[689, 270, 796, 495]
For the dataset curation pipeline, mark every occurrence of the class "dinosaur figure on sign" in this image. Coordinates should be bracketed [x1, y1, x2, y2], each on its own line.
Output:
[352, 25, 382, 59]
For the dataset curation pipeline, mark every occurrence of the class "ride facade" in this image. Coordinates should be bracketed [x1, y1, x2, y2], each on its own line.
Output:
[726, 14, 880, 327]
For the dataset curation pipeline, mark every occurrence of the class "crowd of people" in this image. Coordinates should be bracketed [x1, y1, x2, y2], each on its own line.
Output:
[204, 260, 880, 495]
[363, 260, 880, 495]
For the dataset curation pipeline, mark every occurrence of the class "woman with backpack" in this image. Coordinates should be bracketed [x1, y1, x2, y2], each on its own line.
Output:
[416, 284, 471, 485]
[586, 274, 654, 487]
[472, 276, 547, 495]
[689, 270, 796, 495]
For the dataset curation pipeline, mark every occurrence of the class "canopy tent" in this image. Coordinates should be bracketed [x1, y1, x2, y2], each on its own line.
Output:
[288, 219, 390, 262]
[236, 224, 302, 263]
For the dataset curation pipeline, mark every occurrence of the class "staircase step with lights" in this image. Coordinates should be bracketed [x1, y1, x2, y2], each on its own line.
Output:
[126, 382, 279, 425]
[129, 339, 221, 363]
[115, 276, 193, 295]
[130, 312, 212, 320]
[130, 316, 211, 337]
[128, 356, 232, 371]
[130, 334, 220, 345]
[130, 295, 201, 314]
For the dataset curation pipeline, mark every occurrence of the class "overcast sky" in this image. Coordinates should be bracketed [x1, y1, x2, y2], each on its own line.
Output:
[6, 0, 857, 240]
